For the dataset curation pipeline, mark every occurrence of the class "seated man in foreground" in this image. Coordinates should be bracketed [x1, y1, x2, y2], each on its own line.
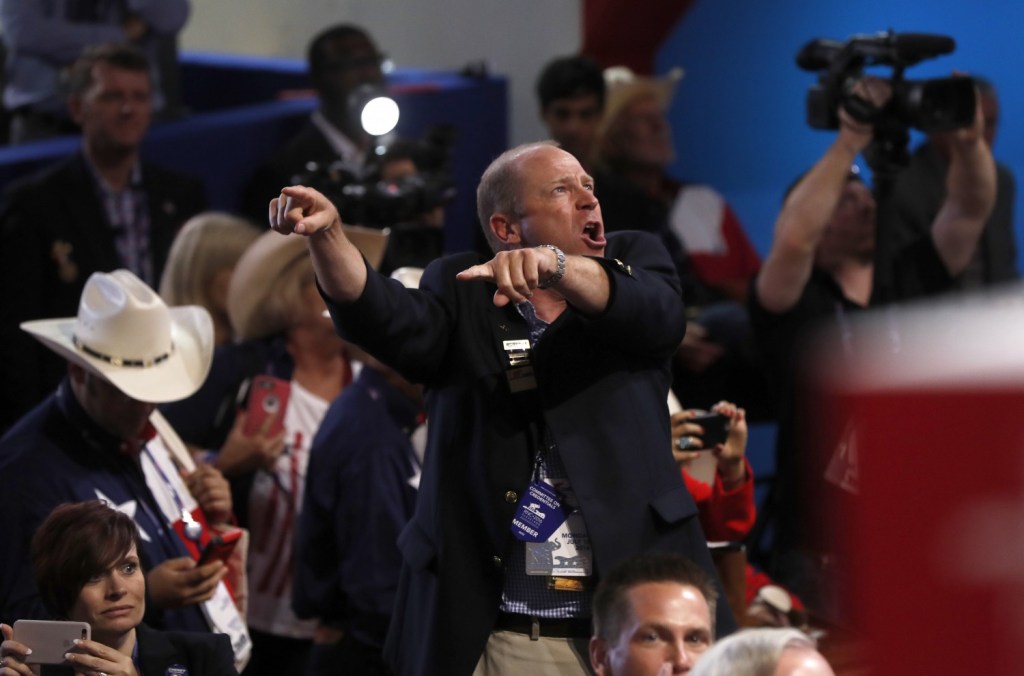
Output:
[590, 552, 718, 675]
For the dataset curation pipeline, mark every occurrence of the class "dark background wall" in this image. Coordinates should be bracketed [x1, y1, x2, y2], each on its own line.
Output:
[656, 0, 1022, 263]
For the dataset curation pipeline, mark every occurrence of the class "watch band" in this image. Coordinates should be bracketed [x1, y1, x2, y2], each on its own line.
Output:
[536, 244, 566, 288]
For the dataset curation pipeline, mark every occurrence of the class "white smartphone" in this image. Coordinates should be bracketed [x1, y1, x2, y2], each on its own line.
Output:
[12, 619, 91, 665]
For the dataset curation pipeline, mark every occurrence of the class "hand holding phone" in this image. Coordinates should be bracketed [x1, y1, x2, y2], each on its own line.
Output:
[689, 411, 730, 449]
[12, 620, 90, 665]
[197, 529, 243, 566]
[243, 375, 290, 437]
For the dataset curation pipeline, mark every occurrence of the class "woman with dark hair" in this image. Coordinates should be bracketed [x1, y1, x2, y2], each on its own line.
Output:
[0, 500, 236, 675]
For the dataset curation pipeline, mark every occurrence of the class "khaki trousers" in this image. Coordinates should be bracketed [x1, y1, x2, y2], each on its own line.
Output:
[473, 629, 592, 676]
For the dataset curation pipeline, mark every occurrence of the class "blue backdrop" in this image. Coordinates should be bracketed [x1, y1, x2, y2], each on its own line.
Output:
[658, 0, 1023, 266]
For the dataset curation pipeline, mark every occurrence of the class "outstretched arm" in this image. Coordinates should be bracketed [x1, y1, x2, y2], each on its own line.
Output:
[269, 186, 368, 303]
[755, 79, 887, 314]
[930, 86, 997, 275]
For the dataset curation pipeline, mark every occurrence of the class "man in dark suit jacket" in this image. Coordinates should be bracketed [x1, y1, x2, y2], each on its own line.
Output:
[0, 44, 205, 433]
[269, 142, 735, 675]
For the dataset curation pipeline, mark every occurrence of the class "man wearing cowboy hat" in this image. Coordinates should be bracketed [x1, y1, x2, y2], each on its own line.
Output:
[593, 65, 771, 420]
[0, 270, 241, 645]
[270, 140, 735, 675]
[594, 65, 760, 307]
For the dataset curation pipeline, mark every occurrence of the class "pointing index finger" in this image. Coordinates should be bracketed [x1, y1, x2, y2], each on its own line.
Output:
[456, 263, 495, 282]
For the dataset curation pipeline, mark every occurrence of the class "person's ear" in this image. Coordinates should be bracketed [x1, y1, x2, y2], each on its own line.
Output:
[489, 214, 521, 247]
[589, 636, 610, 675]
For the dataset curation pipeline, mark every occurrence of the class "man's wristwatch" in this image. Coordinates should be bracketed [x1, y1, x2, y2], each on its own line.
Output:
[536, 244, 566, 288]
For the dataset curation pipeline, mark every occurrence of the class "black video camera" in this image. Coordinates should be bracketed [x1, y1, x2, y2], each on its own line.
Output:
[293, 125, 457, 229]
[798, 30, 976, 135]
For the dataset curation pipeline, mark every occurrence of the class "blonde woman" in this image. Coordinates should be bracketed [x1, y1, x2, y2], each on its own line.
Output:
[159, 212, 261, 346]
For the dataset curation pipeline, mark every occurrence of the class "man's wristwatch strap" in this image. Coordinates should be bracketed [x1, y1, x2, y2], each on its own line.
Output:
[537, 244, 566, 288]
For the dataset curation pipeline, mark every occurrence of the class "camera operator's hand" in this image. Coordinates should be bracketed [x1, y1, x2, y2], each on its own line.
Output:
[930, 74, 996, 275]
[950, 76, 988, 148]
[838, 76, 891, 153]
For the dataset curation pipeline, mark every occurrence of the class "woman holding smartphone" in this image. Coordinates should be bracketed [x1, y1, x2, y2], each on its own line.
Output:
[0, 500, 236, 675]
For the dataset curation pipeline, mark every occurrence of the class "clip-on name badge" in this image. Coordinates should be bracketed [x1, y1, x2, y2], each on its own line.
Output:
[511, 480, 593, 580]
[503, 339, 536, 392]
[510, 480, 565, 543]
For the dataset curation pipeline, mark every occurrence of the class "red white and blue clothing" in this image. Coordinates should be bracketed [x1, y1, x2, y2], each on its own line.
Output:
[0, 381, 208, 632]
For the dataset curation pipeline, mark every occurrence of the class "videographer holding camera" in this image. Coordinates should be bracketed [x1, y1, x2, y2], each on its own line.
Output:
[748, 44, 995, 621]
[242, 23, 388, 224]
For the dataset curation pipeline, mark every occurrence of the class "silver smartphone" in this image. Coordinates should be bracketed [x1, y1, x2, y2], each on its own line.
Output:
[12, 619, 90, 665]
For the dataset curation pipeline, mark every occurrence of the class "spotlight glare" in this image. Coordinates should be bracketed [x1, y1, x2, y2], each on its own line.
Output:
[361, 96, 400, 136]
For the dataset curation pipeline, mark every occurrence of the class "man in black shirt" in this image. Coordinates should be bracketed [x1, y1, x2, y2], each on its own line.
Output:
[749, 76, 995, 620]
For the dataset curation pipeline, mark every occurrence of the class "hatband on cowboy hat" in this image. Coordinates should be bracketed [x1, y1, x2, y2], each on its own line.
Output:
[21, 269, 214, 403]
[230, 226, 389, 340]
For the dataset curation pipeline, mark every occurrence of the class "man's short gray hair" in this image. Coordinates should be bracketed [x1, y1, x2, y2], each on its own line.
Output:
[690, 627, 818, 676]
[475, 141, 558, 253]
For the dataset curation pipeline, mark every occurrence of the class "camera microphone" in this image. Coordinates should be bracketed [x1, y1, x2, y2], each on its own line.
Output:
[888, 33, 955, 63]
[796, 38, 844, 71]
[797, 32, 955, 72]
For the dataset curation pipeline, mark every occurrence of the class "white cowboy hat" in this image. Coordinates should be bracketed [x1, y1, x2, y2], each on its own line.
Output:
[21, 269, 214, 403]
